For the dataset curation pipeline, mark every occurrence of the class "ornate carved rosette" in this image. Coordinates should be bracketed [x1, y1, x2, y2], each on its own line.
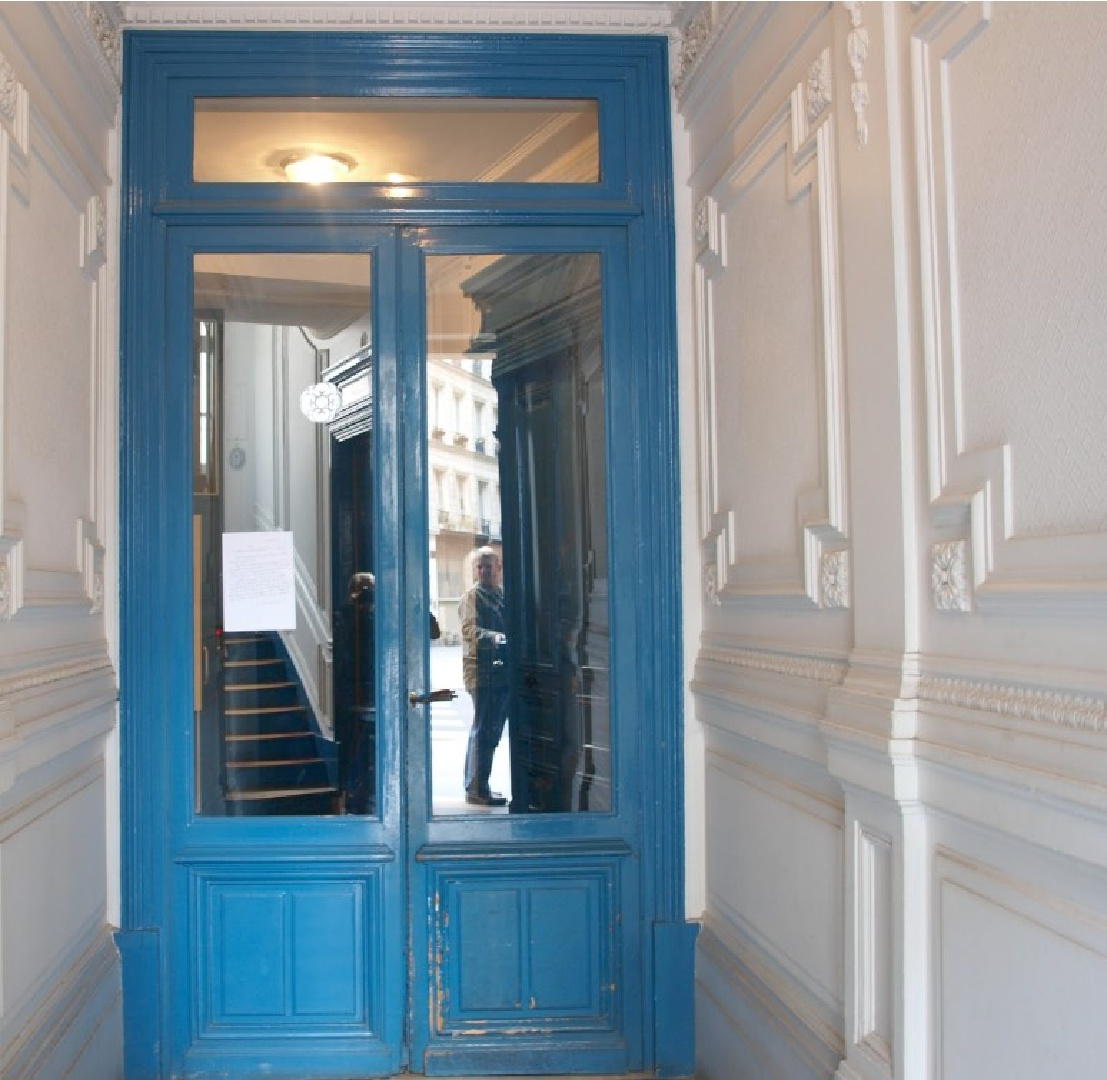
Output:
[931, 540, 970, 612]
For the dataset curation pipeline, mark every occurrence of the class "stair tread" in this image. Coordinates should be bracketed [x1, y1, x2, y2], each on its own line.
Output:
[225, 681, 297, 691]
[226, 785, 337, 801]
[226, 731, 313, 743]
[226, 704, 306, 716]
[226, 757, 324, 768]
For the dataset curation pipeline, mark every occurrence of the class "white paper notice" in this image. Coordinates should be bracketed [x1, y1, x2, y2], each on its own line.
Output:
[222, 531, 296, 632]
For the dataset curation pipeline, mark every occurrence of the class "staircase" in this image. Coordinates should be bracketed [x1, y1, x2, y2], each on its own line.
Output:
[221, 633, 337, 815]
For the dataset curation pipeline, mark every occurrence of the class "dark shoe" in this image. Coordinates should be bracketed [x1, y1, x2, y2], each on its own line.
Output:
[465, 789, 507, 807]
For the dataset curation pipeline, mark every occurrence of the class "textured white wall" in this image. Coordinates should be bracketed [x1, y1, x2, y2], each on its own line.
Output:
[0, 4, 122, 1078]
[680, 3, 1107, 1078]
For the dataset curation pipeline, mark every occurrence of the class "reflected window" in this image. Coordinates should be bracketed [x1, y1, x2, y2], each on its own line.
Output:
[426, 252, 610, 816]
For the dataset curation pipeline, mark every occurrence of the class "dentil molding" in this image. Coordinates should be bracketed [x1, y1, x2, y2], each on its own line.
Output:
[122, 2, 675, 33]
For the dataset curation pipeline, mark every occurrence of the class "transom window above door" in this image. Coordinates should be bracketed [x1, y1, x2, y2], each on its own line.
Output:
[194, 96, 600, 184]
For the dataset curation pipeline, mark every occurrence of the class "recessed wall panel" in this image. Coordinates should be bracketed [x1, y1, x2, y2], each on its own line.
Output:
[7, 153, 94, 569]
[706, 742, 842, 1015]
[939, 871, 1107, 1079]
[715, 144, 820, 567]
[949, 4, 1107, 541]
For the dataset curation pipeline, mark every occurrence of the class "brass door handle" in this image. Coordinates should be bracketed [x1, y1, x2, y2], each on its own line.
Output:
[409, 688, 458, 706]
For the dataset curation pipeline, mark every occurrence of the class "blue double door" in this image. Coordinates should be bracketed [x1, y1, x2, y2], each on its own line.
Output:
[120, 32, 687, 1079]
[158, 223, 645, 1078]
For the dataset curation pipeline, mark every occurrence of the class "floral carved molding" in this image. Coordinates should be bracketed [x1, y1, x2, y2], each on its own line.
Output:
[695, 46, 848, 608]
[88, 3, 123, 82]
[931, 539, 970, 612]
[806, 49, 832, 126]
[920, 675, 1107, 736]
[699, 645, 848, 687]
[675, 4, 715, 94]
[821, 549, 850, 609]
[845, 1, 870, 148]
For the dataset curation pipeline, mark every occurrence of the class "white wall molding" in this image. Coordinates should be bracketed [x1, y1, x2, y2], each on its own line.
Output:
[0, 651, 114, 702]
[806, 46, 832, 125]
[0, 42, 112, 617]
[933, 846, 1107, 1077]
[122, 1, 675, 33]
[80, 193, 107, 272]
[844, 1, 870, 147]
[696, 46, 849, 607]
[697, 689, 834, 775]
[0, 505, 25, 620]
[697, 915, 845, 1079]
[0, 47, 30, 155]
[821, 548, 850, 609]
[920, 673, 1107, 736]
[929, 538, 969, 612]
[82, 2, 123, 87]
[914, 1, 1107, 606]
[0, 923, 120, 1080]
[698, 643, 849, 687]
[851, 825, 893, 1072]
[78, 518, 105, 614]
[0, 658, 116, 799]
[708, 734, 843, 833]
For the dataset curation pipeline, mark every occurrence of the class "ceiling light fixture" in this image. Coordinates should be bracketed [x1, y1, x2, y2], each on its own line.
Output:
[282, 153, 356, 184]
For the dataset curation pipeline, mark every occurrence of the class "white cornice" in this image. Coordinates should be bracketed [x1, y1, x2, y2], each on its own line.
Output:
[698, 645, 848, 687]
[121, 2, 677, 33]
[920, 675, 1107, 736]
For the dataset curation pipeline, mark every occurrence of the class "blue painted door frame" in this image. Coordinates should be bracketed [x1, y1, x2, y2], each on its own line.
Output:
[118, 30, 693, 1079]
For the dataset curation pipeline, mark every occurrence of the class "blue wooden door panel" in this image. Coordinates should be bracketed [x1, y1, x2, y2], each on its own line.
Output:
[400, 225, 645, 1075]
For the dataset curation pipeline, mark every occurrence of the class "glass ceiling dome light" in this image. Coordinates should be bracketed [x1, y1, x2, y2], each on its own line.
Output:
[282, 152, 356, 184]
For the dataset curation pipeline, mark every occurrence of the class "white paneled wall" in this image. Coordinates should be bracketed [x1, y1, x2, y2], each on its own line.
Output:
[679, 2, 1107, 1078]
[0, 4, 121, 1078]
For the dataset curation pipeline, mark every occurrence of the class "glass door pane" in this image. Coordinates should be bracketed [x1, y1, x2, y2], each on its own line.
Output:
[425, 251, 611, 816]
[192, 251, 377, 817]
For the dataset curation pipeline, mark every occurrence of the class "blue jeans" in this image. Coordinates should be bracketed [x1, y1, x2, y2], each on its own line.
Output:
[464, 683, 509, 795]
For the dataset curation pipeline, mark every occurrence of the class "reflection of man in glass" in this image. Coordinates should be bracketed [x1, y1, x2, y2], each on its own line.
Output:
[459, 546, 509, 806]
